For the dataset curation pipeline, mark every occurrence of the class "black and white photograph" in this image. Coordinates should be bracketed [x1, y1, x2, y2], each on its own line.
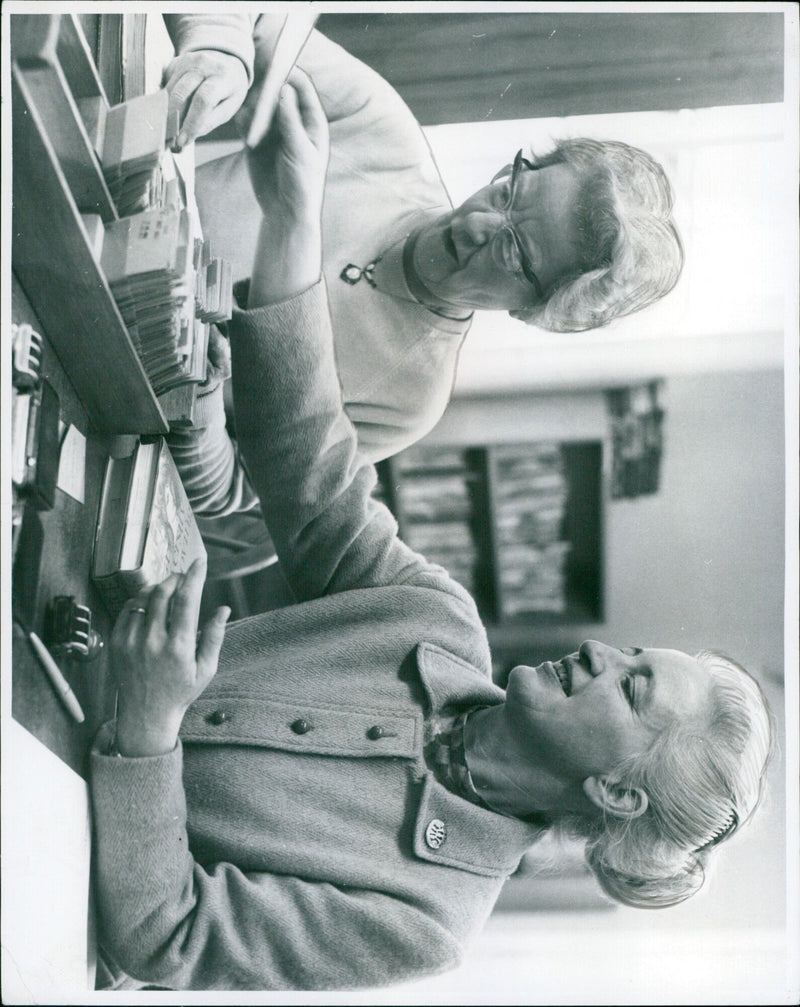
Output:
[2, 3, 798, 1003]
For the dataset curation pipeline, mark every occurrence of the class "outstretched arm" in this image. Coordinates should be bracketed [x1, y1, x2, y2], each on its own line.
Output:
[229, 71, 470, 603]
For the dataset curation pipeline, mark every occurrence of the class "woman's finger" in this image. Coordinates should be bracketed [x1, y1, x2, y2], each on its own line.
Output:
[274, 84, 306, 156]
[286, 68, 328, 153]
[147, 572, 184, 629]
[112, 605, 145, 658]
[115, 589, 155, 634]
[206, 91, 248, 139]
[166, 68, 204, 120]
[167, 557, 207, 644]
[246, 80, 287, 156]
[196, 606, 231, 683]
[178, 74, 235, 146]
[112, 586, 166, 659]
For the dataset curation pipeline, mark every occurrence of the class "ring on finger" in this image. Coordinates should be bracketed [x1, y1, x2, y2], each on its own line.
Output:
[130, 606, 148, 616]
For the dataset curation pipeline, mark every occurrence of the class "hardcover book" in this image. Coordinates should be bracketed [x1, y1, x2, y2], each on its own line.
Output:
[92, 437, 206, 616]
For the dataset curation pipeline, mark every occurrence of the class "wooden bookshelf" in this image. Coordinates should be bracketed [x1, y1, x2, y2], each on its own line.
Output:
[11, 15, 118, 219]
[378, 440, 604, 627]
[10, 12, 195, 435]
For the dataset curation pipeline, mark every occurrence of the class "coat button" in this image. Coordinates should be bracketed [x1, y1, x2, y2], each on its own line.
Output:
[290, 718, 313, 735]
[207, 709, 229, 725]
[425, 819, 447, 850]
[367, 724, 398, 740]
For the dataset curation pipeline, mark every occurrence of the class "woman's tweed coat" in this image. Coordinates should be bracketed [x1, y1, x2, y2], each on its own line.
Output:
[91, 283, 542, 990]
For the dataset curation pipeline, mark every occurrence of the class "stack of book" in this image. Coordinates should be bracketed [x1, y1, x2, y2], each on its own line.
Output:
[400, 473, 472, 523]
[395, 445, 467, 473]
[498, 541, 572, 616]
[395, 446, 478, 594]
[92, 437, 206, 617]
[194, 239, 233, 325]
[81, 90, 235, 400]
[100, 206, 204, 395]
[492, 443, 571, 616]
[100, 91, 179, 217]
[83, 207, 235, 397]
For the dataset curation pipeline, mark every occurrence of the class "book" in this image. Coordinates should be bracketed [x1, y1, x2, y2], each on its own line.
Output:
[498, 540, 571, 616]
[76, 95, 107, 159]
[101, 90, 167, 189]
[11, 389, 31, 488]
[246, 11, 319, 148]
[395, 445, 467, 475]
[100, 93, 182, 217]
[117, 440, 159, 570]
[399, 473, 472, 521]
[405, 520, 474, 552]
[92, 437, 206, 616]
[157, 384, 197, 429]
[100, 206, 188, 283]
[12, 379, 61, 510]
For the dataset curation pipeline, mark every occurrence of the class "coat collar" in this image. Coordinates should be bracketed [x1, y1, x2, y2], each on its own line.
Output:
[413, 774, 546, 878]
[413, 642, 546, 877]
[415, 641, 505, 713]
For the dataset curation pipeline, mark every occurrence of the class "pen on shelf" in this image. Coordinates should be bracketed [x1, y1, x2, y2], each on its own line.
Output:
[27, 630, 85, 724]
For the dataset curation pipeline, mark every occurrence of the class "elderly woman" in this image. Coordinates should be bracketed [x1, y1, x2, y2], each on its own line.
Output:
[163, 13, 683, 521]
[91, 72, 770, 992]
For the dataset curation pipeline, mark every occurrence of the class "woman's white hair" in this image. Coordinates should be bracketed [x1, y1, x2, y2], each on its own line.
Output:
[511, 138, 684, 333]
[579, 651, 773, 908]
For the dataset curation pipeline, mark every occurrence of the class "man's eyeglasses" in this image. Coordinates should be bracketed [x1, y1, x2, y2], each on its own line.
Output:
[493, 149, 544, 300]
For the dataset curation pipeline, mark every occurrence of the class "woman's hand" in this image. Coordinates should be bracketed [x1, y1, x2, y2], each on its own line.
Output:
[246, 68, 329, 307]
[245, 67, 329, 218]
[163, 50, 249, 150]
[203, 326, 232, 387]
[111, 558, 230, 757]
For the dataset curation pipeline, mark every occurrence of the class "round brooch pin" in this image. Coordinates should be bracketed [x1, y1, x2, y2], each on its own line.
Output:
[340, 264, 363, 285]
[425, 818, 447, 850]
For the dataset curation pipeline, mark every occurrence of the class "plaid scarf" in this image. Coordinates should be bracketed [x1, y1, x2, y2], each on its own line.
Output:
[427, 708, 492, 810]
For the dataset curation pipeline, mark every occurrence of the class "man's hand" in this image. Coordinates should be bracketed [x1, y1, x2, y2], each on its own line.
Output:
[111, 558, 230, 757]
[163, 50, 249, 150]
[246, 69, 329, 307]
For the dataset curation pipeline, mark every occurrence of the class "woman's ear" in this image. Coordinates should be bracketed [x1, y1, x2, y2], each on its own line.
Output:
[583, 776, 649, 820]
